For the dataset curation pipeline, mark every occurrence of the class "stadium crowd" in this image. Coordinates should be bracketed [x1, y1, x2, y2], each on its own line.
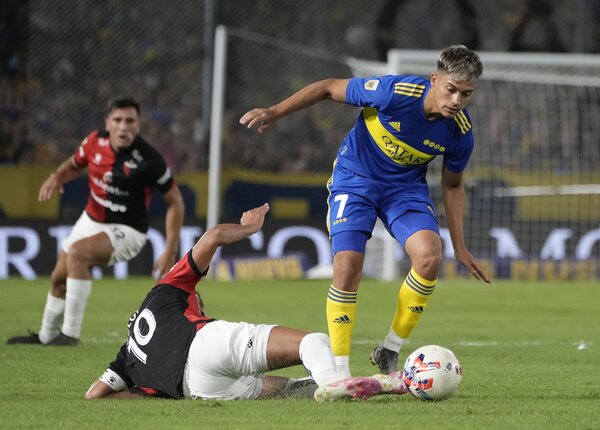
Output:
[1, 0, 599, 173]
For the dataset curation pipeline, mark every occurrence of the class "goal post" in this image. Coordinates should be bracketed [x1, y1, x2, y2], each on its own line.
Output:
[207, 24, 228, 230]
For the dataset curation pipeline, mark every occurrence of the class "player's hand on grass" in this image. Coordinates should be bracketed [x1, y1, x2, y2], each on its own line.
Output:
[455, 248, 491, 283]
[240, 203, 270, 232]
[239, 108, 277, 134]
[38, 173, 64, 202]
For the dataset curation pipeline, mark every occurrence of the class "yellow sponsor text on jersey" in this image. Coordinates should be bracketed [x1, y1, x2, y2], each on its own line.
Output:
[363, 108, 434, 166]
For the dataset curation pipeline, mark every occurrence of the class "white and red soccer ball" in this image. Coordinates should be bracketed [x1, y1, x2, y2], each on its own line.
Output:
[402, 344, 462, 401]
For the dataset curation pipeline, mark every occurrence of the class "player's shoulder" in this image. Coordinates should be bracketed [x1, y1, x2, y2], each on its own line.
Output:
[349, 75, 428, 106]
[393, 75, 429, 86]
[132, 135, 153, 151]
[132, 135, 166, 160]
[79, 129, 108, 148]
[450, 108, 474, 137]
[390, 75, 428, 100]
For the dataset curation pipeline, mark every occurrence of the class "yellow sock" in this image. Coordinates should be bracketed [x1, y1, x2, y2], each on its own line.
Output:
[391, 268, 437, 339]
[326, 285, 357, 357]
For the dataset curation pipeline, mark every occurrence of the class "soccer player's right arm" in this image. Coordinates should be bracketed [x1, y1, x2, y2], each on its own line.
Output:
[239, 79, 350, 133]
[38, 155, 82, 202]
[40, 133, 94, 202]
[269, 78, 350, 114]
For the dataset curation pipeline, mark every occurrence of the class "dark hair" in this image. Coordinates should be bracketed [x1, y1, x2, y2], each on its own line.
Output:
[437, 45, 483, 84]
[105, 97, 141, 117]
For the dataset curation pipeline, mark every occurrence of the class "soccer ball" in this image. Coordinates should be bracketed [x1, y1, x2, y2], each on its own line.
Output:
[402, 344, 462, 401]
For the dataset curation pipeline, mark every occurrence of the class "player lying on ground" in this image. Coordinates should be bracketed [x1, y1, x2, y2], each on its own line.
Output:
[85, 204, 407, 402]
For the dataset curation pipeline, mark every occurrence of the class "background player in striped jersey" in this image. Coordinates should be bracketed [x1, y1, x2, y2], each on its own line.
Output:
[7, 97, 184, 346]
[85, 204, 405, 402]
[240, 45, 491, 377]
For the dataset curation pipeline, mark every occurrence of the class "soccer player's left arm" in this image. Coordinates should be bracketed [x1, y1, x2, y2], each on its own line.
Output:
[441, 167, 491, 283]
[191, 203, 270, 273]
[153, 184, 185, 278]
[85, 358, 147, 400]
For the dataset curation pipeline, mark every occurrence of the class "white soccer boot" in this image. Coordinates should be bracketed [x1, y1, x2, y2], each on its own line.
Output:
[314, 376, 382, 402]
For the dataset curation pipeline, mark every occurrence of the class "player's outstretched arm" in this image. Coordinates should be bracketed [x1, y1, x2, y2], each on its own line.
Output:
[38, 156, 82, 202]
[191, 203, 270, 272]
[239, 79, 350, 134]
[441, 167, 491, 283]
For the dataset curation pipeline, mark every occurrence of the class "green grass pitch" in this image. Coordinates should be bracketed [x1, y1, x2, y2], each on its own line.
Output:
[1, 276, 599, 429]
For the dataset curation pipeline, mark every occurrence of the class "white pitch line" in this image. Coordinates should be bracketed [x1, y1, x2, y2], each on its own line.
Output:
[352, 338, 594, 348]
[83, 336, 594, 349]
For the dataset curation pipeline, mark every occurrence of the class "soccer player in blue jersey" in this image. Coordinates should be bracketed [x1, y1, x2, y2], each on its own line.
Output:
[240, 45, 491, 377]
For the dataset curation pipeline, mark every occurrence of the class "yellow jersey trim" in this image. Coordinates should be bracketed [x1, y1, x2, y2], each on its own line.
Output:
[363, 108, 434, 166]
[394, 83, 425, 98]
[453, 111, 471, 135]
[325, 158, 337, 234]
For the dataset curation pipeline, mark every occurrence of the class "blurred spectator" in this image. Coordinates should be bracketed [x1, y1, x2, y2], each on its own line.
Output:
[375, 0, 480, 61]
[0, 0, 596, 174]
[508, 0, 566, 52]
[0, 78, 29, 164]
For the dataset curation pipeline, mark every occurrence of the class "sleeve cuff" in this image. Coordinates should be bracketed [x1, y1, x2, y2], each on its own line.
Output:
[99, 368, 127, 392]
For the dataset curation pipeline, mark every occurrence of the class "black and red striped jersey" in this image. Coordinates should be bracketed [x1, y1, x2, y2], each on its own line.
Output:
[73, 129, 174, 233]
[107, 251, 214, 399]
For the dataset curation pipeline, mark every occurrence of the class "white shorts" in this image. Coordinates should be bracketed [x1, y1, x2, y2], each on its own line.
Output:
[61, 212, 147, 266]
[183, 320, 276, 400]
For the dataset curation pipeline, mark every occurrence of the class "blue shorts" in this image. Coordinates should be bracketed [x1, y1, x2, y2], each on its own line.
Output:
[328, 165, 439, 254]
[331, 210, 439, 254]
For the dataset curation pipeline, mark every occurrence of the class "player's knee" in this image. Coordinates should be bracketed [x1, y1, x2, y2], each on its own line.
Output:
[412, 252, 442, 278]
[299, 333, 331, 357]
[66, 241, 92, 267]
[50, 282, 66, 298]
[302, 332, 330, 347]
[50, 269, 66, 288]
[50, 265, 67, 297]
[333, 252, 364, 290]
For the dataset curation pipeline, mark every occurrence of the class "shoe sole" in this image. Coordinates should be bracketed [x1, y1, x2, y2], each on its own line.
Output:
[47, 340, 80, 346]
[6, 336, 42, 345]
[6, 339, 42, 345]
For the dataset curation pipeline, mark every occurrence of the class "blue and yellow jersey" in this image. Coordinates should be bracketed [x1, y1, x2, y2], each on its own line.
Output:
[340, 75, 474, 193]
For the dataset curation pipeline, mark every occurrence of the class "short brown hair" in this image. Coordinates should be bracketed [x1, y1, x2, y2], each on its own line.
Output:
[437, 45, 483, 84]
[106, 97, 141, 117]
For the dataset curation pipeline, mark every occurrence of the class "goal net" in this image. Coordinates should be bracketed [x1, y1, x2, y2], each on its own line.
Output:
[354, 50, 600, 280]
[213, 29, 600, 281]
